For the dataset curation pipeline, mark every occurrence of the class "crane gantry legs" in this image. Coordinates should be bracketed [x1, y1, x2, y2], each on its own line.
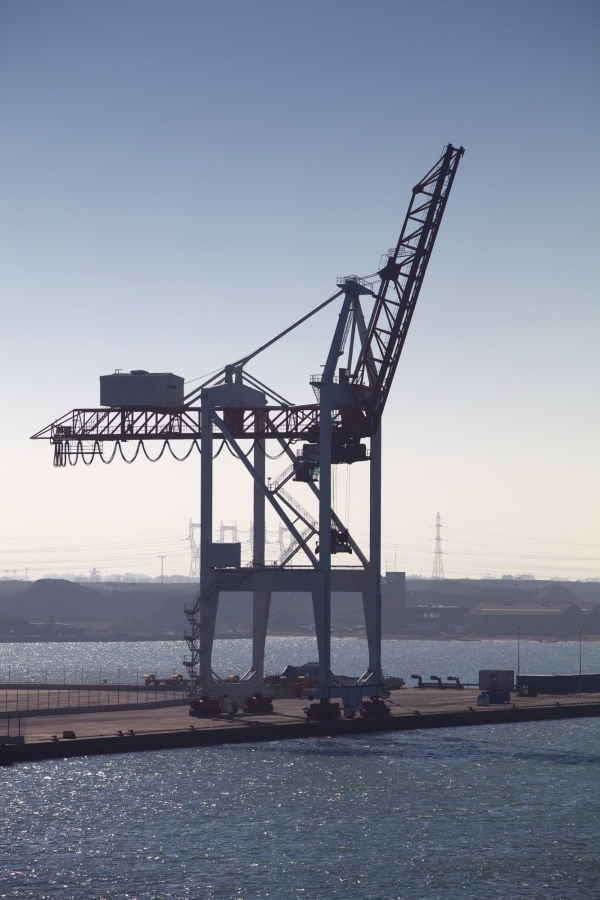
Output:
[183, 367, 383, 716]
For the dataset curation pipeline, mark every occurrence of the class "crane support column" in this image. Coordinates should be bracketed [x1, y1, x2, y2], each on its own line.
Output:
[315, 287, 355, 692]
[361, 424, 382, 683]
[251, 410, 270, 688]
[315, 380, 332, 689]
[198, 395, 218, 693]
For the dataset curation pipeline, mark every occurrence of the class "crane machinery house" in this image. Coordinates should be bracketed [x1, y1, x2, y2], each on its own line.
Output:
[100, 370, 185, 408]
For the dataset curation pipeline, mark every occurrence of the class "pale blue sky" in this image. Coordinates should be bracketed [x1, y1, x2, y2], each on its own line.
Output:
[1, 1, 598, 579]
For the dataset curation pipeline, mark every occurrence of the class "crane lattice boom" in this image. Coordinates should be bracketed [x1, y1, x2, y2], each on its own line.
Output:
[348, 144, 464, 436]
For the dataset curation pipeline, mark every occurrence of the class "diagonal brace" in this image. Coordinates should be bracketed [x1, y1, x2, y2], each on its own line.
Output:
[211, 411, 319, 567]
[269, 428, 369, 568]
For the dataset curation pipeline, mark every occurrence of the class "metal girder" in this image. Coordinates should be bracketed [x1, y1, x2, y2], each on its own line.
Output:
[31, 404, 323, 445]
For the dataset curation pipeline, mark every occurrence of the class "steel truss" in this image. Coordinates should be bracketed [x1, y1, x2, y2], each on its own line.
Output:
[31, 404, 327, 467]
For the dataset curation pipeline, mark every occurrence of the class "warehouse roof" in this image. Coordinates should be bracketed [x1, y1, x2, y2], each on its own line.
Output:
[470, 601, 582, 617]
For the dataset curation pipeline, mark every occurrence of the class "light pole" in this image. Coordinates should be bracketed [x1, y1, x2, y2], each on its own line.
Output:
[517, 625, 520, 678]
[579, 630, 582, 693]
[159, 555, 166, 584]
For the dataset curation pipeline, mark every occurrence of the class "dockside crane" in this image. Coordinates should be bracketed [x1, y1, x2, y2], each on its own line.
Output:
[32, 144, 464, 715]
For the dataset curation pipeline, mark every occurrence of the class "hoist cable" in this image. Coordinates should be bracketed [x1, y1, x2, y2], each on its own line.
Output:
[118, 442, 143, 464]
[98, 443, 119, 464]
[168, 440, 200, 461]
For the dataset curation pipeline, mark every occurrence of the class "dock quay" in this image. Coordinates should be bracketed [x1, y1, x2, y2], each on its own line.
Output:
[1, 689, 599, 766]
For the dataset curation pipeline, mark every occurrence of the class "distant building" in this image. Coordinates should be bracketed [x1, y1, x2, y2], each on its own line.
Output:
[582, 604, 600, 634]
[406, 604, 469, 634]
[381, 572, 405, 632]
[469, 599, 587, 636]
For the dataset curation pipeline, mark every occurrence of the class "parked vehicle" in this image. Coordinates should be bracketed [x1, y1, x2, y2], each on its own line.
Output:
[144, 673, 189, 687]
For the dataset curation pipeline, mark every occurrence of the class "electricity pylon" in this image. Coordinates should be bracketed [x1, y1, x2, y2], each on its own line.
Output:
[432, 512, 444, 579]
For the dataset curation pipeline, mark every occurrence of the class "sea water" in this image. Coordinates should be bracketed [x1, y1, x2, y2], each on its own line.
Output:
[1, 720, 599, 899]
[2, 637, 599, 686]
[1, 639, 600, 897]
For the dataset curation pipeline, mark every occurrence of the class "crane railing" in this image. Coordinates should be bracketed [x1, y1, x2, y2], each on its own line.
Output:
[268, 462, 297, 494]
[275, 487, 318, 531]
[275, 523, 317, 568]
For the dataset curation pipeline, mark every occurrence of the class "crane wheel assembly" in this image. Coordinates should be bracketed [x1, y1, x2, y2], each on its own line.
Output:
[304, 699, 342, 722]
[189, 697, 222, 718]
[360, 696, 391, 718]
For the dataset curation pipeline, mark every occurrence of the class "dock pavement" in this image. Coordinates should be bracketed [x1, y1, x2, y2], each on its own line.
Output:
[1, 689, 599, 766]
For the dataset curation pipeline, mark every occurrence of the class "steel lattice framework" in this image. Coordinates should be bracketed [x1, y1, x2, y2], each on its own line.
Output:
[347, 143, 464, 436]
[32, 404, 324, 465]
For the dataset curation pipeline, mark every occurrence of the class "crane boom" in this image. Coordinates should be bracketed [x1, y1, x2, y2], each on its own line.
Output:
[31, 145, 464, 465]
[348, 144, 464, 436]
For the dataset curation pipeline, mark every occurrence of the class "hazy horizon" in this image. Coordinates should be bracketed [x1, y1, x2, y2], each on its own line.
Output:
[1, 1, 598, 581]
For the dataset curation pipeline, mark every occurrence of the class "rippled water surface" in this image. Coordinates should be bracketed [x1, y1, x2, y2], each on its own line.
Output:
[3, 637, 600, 685]
[2, 640, 599, 898]
[2, 721, 599, 899]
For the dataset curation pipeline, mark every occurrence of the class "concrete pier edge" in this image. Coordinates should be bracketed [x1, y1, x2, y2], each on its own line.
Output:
[0, 698, 189, 720]
[2, 699, 599, 766]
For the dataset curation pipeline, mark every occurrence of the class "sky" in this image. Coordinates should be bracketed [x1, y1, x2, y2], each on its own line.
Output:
[0, 0, 598, 581]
